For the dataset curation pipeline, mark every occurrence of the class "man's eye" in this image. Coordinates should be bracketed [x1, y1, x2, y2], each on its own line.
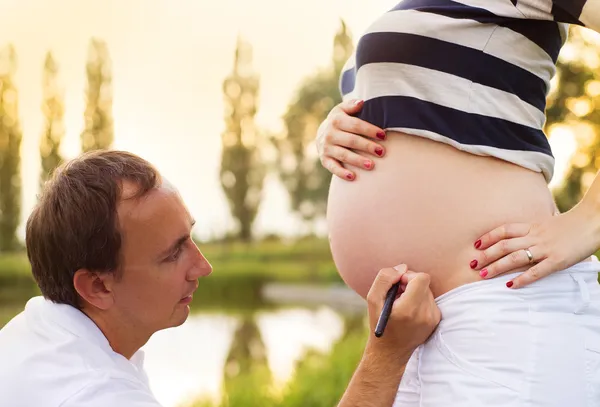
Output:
[166, 246, 182, 262]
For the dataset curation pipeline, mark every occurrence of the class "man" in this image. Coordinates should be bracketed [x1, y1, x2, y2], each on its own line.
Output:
[0, 150, 440, 407]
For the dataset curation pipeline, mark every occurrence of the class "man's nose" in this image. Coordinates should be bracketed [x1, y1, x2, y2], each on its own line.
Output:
[189, 245, 212, 278]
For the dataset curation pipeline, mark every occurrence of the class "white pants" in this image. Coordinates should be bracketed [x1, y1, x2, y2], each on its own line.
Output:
[394, 258, 600, 407]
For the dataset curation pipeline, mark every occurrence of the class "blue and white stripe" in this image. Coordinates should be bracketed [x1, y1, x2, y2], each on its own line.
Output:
[340, 0, 598, 183]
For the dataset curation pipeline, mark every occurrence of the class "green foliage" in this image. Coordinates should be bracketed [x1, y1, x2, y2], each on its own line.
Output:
[192, 319, 366, 407]
[276, 328, 365, 407]
[0, 252, 38, 299]
[0, 44, 22, 252]
[40, 51, 64, 188]
[220, 37, 265, 242]
[81, 38, 114, 152]
[548, 27, 600, 211]
[274, 20, 353, 225]
[0, 252, 39, 327]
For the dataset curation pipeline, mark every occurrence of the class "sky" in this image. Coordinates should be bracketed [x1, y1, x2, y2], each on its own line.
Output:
[0, 0, 583, 241]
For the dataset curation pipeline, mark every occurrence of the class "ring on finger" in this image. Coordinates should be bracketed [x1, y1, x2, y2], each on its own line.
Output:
[524, 248, 534, 263]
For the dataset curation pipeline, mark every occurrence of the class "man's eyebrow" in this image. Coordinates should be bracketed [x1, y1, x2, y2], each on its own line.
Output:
[158, 219, 197, 259]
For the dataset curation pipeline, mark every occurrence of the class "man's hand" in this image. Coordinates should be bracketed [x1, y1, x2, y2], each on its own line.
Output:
[338, 265, 441, 407]
[365, 264, 441, 364]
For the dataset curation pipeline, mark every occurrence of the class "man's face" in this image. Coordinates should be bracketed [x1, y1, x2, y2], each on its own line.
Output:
[111, 181, 212, 333]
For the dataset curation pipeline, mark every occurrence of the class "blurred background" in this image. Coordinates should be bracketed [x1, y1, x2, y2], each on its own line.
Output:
[1, 1, 600, 406]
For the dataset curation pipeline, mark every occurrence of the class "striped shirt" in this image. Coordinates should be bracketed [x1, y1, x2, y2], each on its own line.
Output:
[340, 0, 600, 182]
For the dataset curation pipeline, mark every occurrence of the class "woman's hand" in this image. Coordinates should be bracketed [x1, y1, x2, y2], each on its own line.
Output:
[316, 99, 387, 181]
[469, 200, 600, 288]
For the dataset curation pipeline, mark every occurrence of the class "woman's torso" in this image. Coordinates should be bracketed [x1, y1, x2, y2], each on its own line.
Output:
[327, 131, 557, 299]
[326, 1, 582, 298]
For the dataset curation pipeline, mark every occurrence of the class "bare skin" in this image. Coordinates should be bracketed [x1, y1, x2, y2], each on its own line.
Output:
[324, 120, 557, 299]
[73, 181, 213, 359]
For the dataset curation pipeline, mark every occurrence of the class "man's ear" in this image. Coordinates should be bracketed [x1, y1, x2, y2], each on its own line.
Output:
[73, 269, 115, 311]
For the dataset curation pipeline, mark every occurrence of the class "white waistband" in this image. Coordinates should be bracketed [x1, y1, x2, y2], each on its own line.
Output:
[435, 255, 600, 307]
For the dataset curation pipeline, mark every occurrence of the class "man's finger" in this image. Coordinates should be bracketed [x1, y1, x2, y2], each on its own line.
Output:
[399, 271, 430, 286]
[397, 272, 431, 303]
[367, 265, 407, 305]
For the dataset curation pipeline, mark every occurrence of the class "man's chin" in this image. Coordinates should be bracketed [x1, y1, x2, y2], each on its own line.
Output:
[169, 304, 190, 328]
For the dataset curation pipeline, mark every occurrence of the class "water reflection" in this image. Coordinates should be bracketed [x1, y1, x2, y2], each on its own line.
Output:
[142, 314, 239, 407]
[257, 307, 345, 387]
[141, 304, 353, 407]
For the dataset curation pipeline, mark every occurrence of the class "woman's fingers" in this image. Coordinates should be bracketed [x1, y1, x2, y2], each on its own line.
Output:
[480, 245, 546, 280]
[338, 98, 365, 115]
[474, 223, 531, 250]
[508, 259, 554, 289]
[331, 113, 386, 142]
[317, 99, 387, 180]
[325, 129, 385, 158]
[472, 236, 530, 269]
[321, 157, 356, 181]
[335, 99, 386, 141]
[324, 144, 379, 171]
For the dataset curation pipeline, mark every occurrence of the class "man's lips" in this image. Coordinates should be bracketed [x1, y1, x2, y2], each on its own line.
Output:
[180, 284, 199, 303]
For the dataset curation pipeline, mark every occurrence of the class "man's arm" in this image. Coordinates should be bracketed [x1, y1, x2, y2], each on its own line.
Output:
[337, 266, 441, 407]
[337, 345, 408, 407]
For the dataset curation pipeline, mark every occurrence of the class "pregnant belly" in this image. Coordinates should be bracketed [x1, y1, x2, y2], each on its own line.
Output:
[326, 131, 557, 299]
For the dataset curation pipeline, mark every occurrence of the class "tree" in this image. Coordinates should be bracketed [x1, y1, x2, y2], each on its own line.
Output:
[220, 37, 265, 242]
[0, 45, 22, 251]
[274, 20, 354, 228]
[547, 27, 600, 212]
[81, 38, 113, 152]
[40, 51, 65, 188]
[221, 317, 273, 407]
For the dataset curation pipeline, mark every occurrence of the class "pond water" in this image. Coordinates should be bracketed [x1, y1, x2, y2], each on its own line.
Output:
[133, 283, 365, 407]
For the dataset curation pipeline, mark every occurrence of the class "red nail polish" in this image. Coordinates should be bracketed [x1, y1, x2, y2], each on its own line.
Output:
[376, 131, 386, 140]
[375, 147, 383, 156]
[364, 161, 372, 169]
[506, 281, 514, 288]
[346, 173, 354, 180]
[480, 269, 488, 278]
[470, 259, 478, 269]
[474, 239, 482, 249]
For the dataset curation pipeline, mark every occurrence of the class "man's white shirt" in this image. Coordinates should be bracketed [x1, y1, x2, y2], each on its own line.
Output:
[0, 296, 163, 407]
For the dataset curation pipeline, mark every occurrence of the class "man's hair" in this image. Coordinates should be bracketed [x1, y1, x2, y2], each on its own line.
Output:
[26, 150, 161, 308]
